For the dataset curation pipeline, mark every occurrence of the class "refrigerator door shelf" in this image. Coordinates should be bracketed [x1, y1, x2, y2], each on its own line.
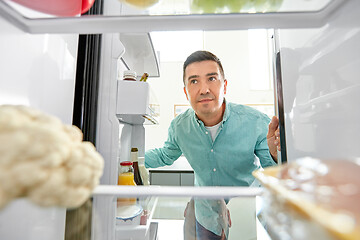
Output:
[117, 113, 158, 125]
[116, 80, 159, 125]
[116, 197, 158, 240]
[120, 33, 160, 78]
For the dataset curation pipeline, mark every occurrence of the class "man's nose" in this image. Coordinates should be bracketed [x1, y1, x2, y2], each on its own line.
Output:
[199, 81, 210, 94]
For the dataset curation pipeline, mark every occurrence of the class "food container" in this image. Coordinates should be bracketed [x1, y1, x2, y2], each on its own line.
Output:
[253, 157, 360, 240]
[116, 204, 143, 226]
[122, 70, 137, 81]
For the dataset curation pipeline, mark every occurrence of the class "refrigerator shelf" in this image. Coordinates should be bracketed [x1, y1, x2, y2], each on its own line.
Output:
[0, 0, 347, 34]
[92, 185, 263, 198]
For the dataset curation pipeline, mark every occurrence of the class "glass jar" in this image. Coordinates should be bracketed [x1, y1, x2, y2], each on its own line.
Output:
[118, 161, 136, 206]
[118, 161, 136, 186]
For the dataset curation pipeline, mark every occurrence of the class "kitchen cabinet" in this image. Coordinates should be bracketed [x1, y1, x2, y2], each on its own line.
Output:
[150, 172, 194, 186]
[180, 173, 194, 186]
[148, 156, 194, 186]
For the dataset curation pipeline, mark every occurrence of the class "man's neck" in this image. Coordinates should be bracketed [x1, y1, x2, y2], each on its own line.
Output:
[197, 102, 226, 127]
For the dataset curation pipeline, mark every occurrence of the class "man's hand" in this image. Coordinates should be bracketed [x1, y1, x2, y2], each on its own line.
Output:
[267, 116, 281, 162]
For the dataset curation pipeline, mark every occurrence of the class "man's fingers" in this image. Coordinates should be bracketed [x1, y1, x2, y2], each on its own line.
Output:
[227, 209, 232, 227]
[267, 116, 279, 137]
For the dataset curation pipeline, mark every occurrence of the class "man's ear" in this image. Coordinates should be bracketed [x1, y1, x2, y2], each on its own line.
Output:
[183, 87, 189, 100]
[223, 79, 228, 95]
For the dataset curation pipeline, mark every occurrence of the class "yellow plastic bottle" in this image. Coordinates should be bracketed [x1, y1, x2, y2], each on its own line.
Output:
[117, 161, 136, 205]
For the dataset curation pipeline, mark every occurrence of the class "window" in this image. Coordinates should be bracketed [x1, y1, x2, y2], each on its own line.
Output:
[150, 31, 204, 62]
[248, 29, 272, 90]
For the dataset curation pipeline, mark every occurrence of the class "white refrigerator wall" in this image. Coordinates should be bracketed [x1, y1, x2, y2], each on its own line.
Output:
[92, 31, 149, 240]
[95, 0, 148, 187]
[0, 9, 78, 240]
[92, 1, 150, 240]
[278, 1, 360, 161]
[0, 15, 78, 124]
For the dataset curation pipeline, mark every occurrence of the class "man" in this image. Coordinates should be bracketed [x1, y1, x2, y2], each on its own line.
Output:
[145, 50, 280, 239]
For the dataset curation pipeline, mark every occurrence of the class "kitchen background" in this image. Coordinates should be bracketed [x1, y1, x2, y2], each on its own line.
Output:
[145, 29, 275, 151]
[143, 29, 276, 239]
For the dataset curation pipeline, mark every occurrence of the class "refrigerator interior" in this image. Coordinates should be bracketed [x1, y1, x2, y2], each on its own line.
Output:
[277, 2, 360, 161]
[0, 0, 359, 240]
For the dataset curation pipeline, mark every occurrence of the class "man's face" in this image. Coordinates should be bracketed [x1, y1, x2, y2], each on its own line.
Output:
[183, 60, 227, 118]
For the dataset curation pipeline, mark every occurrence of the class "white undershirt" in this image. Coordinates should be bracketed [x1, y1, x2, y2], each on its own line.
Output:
[204, 121, 222, 142]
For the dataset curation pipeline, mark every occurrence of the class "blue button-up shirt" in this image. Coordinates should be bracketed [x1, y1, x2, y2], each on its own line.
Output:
[145, 101, 276, 236]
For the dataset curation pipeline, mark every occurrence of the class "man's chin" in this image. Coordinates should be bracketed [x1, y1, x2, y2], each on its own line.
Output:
[197, 107, 215, 116]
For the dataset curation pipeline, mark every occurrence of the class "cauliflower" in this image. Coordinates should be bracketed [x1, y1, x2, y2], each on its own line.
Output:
[0, 105, 104, 209]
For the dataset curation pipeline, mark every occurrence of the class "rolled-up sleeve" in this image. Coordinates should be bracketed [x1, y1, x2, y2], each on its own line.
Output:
[145, 121, 182, 168]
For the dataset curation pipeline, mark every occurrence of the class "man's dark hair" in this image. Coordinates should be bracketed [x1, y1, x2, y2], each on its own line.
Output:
[183, 50, 225, 84]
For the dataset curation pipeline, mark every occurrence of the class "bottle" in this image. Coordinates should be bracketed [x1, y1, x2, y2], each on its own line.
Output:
[118, 161, 136, 205]
[138, 157, 150, 185]
[123, 70, 137, 81]
[139, 72, 149, 82]
[131, 148, 143, 185]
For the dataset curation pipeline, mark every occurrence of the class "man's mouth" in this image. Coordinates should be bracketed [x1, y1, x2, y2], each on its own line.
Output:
[198, 98, 213, 103]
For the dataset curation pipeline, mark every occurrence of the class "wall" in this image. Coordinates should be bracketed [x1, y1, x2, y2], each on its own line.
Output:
[145, 30, 275, 151]
[0, 7, 78, 240]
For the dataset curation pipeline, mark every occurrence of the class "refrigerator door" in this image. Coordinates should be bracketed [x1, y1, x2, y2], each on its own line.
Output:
[276, 0, 360, 161]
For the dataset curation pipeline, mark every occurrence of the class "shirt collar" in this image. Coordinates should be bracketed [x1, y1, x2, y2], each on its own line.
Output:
[193, 98, 230, 125]
[222, 99, 230, 123]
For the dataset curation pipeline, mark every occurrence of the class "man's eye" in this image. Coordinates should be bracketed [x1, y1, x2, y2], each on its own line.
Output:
[190, 79, 197, 84]
[209, 77, 217, 81]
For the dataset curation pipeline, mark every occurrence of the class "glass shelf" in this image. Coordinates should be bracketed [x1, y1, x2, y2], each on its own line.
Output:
[0, 0, 346, 33]
[118, 0, 334, 16]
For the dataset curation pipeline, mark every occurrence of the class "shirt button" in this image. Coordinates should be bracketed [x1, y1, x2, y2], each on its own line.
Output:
[213, 168, 216, 172]
[205, 131, 208, 134]
[211, 149, 214, 152]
